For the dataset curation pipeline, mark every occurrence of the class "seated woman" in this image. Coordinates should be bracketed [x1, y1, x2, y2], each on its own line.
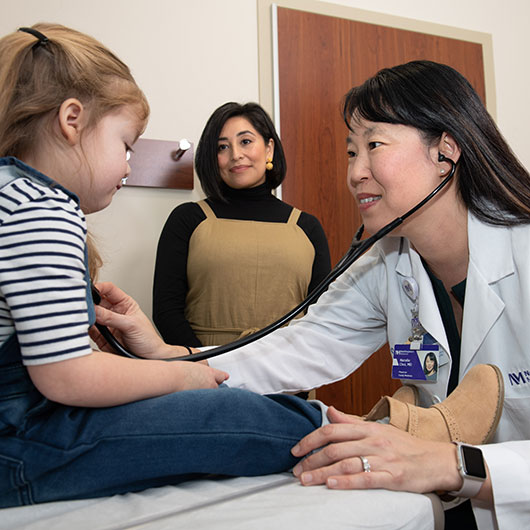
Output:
[153, 102, 331, 347]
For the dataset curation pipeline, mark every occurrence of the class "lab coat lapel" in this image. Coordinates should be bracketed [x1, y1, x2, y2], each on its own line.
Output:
[460, 215, 514, 373]
[395, 240, 450, 354]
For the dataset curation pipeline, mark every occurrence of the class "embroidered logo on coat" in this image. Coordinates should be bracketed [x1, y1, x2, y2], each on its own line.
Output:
[508, 370, 530, 386]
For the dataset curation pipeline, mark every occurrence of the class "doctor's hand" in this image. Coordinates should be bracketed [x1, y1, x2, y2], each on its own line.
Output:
[291, 406, 462, 495]
[90, 282, 190, 359]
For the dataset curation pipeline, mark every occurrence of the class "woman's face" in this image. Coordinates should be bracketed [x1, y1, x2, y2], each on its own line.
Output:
[346, 117, 445, 237]
[217, 116, 274, 190]
[425, 356, 435, 372]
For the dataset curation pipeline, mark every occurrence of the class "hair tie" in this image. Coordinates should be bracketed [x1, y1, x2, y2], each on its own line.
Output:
[18, 27, 49, 47]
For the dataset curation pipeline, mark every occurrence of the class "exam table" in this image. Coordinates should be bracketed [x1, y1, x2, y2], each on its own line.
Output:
[1, 473, 444, 529]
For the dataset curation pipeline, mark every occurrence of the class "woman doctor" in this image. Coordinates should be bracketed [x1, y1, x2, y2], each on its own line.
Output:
[204, 61, 530, 529]
[101, 61, 530, 529]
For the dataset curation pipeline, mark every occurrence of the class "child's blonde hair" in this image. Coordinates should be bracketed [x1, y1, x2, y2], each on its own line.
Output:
[0, 23, 150, 158]
[0, 23, 149, 280]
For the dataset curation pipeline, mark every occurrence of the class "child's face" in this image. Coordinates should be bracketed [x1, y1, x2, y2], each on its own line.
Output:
[78, 106, 141, 213]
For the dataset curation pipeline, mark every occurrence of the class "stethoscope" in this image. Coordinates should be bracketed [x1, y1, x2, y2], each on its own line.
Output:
[93, 153, 457, 363]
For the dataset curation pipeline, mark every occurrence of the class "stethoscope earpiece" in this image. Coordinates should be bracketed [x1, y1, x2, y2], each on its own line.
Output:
[438, 153, 451, 174]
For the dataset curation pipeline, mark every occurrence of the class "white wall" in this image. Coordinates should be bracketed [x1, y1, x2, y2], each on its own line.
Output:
[2, 0, 529, 319]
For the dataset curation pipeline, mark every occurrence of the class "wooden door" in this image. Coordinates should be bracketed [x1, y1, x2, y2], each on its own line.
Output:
[277, 7, 485, 415]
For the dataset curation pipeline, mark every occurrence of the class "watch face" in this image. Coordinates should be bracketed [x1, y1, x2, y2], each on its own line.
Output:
[462, 445, 487, 479]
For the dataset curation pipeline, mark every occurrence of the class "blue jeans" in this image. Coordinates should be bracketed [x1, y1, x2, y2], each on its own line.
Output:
[0, 366, 323, 508]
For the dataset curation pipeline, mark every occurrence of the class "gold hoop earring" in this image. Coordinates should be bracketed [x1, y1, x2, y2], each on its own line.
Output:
[265, 158, 273, 171]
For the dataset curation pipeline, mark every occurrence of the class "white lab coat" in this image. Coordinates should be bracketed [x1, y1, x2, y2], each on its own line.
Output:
[211, 213, 530, 529]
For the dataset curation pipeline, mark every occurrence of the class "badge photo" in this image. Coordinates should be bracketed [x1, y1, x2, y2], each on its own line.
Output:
[392, 344, 439, 382]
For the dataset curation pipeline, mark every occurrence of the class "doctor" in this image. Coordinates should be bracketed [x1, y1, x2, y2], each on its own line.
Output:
[203, 60, 530, 529]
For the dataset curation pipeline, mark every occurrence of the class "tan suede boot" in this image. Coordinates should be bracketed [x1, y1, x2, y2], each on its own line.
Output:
[364, 364, 504, 444]
[390, 384, 419, 405]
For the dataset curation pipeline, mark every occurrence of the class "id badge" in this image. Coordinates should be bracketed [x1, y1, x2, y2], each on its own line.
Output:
[392, 343, 439, 382]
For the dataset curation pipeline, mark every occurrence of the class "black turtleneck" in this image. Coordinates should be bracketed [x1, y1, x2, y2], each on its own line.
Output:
[152, 183, 331, 346]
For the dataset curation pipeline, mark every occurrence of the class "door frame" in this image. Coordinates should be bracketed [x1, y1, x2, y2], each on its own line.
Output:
[257, 0, 496, 124]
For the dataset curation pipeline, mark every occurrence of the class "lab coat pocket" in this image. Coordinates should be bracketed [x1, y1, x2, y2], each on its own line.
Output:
[502, 395, 530, 438]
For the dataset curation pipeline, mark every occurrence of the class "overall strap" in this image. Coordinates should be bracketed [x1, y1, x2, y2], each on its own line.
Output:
[197, 200, 217, 219]
[0, 166, 20, 190]
[287, 207, 301, 225]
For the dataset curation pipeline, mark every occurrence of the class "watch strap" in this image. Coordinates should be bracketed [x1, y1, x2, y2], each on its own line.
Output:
[447, 442, 485, 498]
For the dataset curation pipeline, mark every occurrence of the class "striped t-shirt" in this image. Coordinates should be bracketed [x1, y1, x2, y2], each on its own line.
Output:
[0, 163, 93, 365]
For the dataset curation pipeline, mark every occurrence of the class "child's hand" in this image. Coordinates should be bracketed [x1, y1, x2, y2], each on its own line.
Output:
[175, 362, 229, 390]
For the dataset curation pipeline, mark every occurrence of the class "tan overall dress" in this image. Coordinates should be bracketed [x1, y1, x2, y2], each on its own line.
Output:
[185, 200, 315, 346]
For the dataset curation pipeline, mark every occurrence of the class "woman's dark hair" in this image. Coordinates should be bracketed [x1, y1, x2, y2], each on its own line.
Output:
[195, 102, 287, 201]
[342, 60, 530, 226]
[423, 352, 438, 375]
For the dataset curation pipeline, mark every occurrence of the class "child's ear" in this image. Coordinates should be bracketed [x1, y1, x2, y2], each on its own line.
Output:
[57, 98, 85, 146]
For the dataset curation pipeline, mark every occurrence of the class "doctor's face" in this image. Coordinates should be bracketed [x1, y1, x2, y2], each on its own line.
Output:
[346, 118, 444, 237]
[425, 356, 435, 372]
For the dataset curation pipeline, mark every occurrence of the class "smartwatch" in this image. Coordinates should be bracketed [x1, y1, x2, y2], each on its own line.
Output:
[447, 442, 487, 498]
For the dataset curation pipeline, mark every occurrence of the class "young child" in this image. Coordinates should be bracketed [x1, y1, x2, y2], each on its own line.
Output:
[0, 23, 324, 508]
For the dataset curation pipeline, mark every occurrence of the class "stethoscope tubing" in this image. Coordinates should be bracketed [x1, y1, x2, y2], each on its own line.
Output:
[95, 155, 456, 362]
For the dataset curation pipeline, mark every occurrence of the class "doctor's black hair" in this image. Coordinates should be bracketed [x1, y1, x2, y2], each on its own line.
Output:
[195, 102, 286, 202]
[342, 60, 530, 226]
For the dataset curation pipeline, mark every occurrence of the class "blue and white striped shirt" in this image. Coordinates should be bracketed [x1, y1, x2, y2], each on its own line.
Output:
[0, 161, 93, 365]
